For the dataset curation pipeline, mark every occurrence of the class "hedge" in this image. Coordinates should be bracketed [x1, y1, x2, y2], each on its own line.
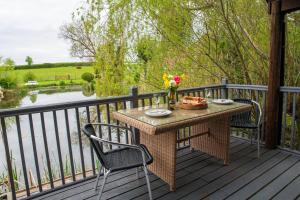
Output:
[15, 62, 94, 70]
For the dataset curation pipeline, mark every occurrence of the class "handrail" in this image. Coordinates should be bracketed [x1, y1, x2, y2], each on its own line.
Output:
[280, 86, 300, 93]
[227, 84, 300, 93]
[226, 84, 268, 91]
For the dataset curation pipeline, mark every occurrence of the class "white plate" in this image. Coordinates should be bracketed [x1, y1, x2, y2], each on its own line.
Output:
[145, 109, 172, 117]
[212, 99, 234, 105]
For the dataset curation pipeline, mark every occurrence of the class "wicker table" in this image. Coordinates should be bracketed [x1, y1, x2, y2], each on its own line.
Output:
[113, 102, 251, 191]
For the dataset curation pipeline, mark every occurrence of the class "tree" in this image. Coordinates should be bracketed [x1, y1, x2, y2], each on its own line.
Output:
[65, 0, 300, 93]
[25, 56, 33, 66]
[3, 58, 15, 69]
[0, 57, 18, 88]
[59, 21, 98, 59]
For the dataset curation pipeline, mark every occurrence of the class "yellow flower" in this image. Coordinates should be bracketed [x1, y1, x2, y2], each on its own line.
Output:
[163, 73, 168, 81]
[164, 79, 170, 88]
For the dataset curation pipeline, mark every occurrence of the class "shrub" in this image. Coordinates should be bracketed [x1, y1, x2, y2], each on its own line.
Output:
[0, 76, 18, 89]
[81, 72, 94, 82]
[59, 80, 66, 86]
[23, 72, 36, 82]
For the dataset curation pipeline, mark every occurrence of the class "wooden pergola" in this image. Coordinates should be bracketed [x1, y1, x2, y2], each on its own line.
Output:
[266, 0, 300, 148]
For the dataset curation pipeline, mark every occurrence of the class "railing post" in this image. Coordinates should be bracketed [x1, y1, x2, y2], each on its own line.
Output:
[129, 86, 140, 144]
[221, 78, 229, 99]
[1, 118, 16, 200]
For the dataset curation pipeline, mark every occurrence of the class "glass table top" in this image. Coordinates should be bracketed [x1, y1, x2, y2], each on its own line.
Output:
[115, 102, 251, 127]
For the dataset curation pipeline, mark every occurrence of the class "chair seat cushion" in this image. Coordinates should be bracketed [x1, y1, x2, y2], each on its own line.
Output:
[105, 144, 153, 172]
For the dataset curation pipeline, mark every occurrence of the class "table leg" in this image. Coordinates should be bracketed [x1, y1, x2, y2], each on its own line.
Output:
[140, 131, 177, 191]
[190, 116, 230, 165]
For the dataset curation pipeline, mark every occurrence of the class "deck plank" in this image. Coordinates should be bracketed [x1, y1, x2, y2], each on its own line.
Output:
[175, 150, 279, 199]
[28, 138, 300, 200]
[226, 156, 300, 200]
[249, 160, 300, 200]
[207, 153, 295, 199]
[272, 175, 300, 200]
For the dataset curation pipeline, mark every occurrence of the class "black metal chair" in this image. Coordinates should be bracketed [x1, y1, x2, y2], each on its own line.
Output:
[82, 123, 153, 200]
[230, 99, 262, 158]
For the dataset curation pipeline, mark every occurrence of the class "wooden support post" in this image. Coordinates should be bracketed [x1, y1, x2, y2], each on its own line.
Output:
[266, 0, 285, 149]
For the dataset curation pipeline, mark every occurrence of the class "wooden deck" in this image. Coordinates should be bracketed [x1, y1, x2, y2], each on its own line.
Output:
[30, 137, 300, 200]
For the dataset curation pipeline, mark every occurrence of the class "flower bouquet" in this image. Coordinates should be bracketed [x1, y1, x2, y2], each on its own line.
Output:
[163, 73, 183, 110]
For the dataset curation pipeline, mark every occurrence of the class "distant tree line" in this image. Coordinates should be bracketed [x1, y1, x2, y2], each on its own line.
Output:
[15, 62, 93, 70]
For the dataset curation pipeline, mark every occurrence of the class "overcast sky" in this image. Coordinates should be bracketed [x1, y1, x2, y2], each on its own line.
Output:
[0, 0, 84, 65]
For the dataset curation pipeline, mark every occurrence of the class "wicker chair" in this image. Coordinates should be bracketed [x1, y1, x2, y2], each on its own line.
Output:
[230, 99, 262, 158]
[82, 123, 153, 200]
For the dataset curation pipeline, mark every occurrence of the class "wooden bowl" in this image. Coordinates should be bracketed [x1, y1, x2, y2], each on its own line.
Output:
[177, 102, 208, 110]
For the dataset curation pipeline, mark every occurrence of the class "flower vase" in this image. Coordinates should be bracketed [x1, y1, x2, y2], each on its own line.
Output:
[168, 89, 177, 110]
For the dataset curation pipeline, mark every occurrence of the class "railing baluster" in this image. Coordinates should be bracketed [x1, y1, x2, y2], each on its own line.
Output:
[85, 106, 96, 175]
[149, 97, 153, 106]
[15, 115, 30, 196]
[64, 109, 76, 181]
[262, 92, 266, 140]
[281, 93, 288, 148]
[53, 111, 65, 185]
[114, 103, 121, 143]
[291, 93, 297, 149]
[106, 104, 112, 149]
[188, 126, 191, 145]
[122, 101, 129, 144]
[141, 99, 145, 107]
[28, 113, 43, 191]
[75, 107, 86, 178]
[182, 128, 185, 146]
[176, 130, 179, 148]
[40, 113, 54, 189]
[96, 104, 103, 144]
[1, 117, 16, 200]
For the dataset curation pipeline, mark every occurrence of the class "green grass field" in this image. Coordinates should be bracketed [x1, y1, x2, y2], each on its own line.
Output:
[10, 66, 94, 85]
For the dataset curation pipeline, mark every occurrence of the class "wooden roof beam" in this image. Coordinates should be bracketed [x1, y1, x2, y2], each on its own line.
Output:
[282, 0, 300, 13]
[267, 0, 300, 14]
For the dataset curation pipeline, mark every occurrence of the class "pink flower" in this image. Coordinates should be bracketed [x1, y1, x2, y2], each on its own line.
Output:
[174, 75, 181, 85]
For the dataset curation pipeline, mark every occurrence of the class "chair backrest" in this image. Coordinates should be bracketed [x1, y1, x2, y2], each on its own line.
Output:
[232, 98, 261, 125]
[82, 124, 109, 169]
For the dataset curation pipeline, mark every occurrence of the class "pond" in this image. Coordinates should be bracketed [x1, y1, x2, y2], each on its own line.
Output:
[0, 86, 121, 190]
[0, 86, 96, 109]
